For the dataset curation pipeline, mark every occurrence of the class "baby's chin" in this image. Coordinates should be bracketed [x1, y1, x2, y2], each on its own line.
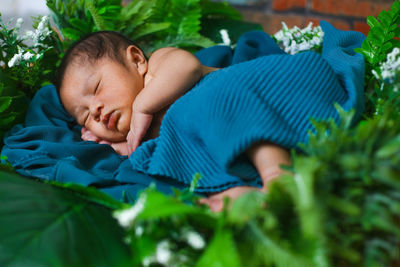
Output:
[97, 131, 128, 143]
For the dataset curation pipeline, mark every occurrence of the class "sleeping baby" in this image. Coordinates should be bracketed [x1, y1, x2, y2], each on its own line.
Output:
[57, 31, 291, 211]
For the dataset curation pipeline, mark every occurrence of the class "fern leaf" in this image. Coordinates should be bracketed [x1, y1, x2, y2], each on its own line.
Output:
[199, 0, 242, 20]
[246, 221, 319, 267]
[131, 22, 170, 40]
[155, 35, 214, 49]
[358, 0, 400, 67]
[119, 0, 159, 37]
[85, 0, 106, 31]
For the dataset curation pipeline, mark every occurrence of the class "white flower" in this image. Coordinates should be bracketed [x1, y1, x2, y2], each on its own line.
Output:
[300, 41, 313, 51]
[156, 240, 172, 264]
[185, 231, 205, 250]
[281, 21, 289, 31]
[37, 16, 49, 32]
[113, 195, 146, 228]
[219, 29, 231, 46]
[8, 54, 22, 68]
[24, 30, 35, 40]
[310, 36, 321, 45]
[23, 52, 35, 61]
[135, 226, 144, 236]
[372, 69, 379, 80]
[375, 47, 400, 83]
[23, 16, 52, 47]
[142, 256, 153, 267]
[15, 18, 24, 31]
[8, 49, 23, 68]
[274, 21, 324, 55]
[274, 30, 284, 41]
[381, 69, 393, 80]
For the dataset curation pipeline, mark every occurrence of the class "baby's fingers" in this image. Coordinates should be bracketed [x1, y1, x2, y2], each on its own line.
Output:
[126, 131, 140, 155]
[81, 127, 100, 142]
[198, 198, 224, 212]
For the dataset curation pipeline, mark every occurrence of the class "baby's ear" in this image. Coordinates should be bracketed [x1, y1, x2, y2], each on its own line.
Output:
[126, 45, 147, 75]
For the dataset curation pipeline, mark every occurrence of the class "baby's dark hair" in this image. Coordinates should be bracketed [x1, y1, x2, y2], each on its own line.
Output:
[55, 31, 144, 91]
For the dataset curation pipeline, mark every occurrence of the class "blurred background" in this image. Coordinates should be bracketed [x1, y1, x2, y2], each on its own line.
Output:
[1, 0, 49, 32]
[0, 0, 395, 36]
[215, 0, 393, 36]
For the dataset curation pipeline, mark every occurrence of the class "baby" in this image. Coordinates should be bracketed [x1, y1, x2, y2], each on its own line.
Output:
[57, 31, 290, 211]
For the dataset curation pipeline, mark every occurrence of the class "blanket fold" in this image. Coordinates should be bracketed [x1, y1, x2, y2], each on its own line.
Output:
[129, 21, 366, 190]
[2, 21, 365, 199]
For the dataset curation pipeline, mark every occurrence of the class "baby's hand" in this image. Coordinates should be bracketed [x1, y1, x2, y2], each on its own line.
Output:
[81, 127, 101, 142]
[199, 186, 264, 212]
[81, 127, 130, 155]
[126, 110, 153, 155]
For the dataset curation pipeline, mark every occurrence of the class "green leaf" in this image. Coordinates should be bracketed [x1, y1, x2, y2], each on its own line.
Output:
[382, 41, 393, 53]
[196, 228, 242, 267]
[377, 10, 391, 27]
[376, 135, 400, 158]
[131, 22, 170, 39]
[61, 27, 83, 41]
[68, 18, 91, 33]
[0, 96, 12, 113]
[245, 221, 318, 267]
[0, 171, 131, 266]
[85, 0, 106, 31]
[45, 180, 127, 210]
[137, 187, 205, 219]
[200, 0, 242, 20]
[0, 112, 16, 127]
[228, 191, 266, 225]
[367, 16, 380, 29]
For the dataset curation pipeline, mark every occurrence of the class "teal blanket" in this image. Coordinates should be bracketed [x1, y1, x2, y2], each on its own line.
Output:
[2, 21, 365, 199]
[129, 21, 365, 189]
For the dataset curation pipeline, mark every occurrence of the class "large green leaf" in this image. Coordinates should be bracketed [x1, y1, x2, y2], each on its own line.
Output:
[196, 228, 242, 267]
[0, 171, 131, 266]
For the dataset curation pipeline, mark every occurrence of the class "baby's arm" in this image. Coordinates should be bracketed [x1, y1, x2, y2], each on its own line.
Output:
[127, 47, 205, 153]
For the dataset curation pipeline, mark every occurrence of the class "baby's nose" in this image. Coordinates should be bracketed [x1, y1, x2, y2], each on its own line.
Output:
[90, 102, 103, 122]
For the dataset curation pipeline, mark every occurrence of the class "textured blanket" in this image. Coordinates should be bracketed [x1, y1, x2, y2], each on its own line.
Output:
[129, 21, 366, 190]
[2, 21, 365, 199]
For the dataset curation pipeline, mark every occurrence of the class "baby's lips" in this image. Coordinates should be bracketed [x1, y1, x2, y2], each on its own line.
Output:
[101, 112, 110, 127]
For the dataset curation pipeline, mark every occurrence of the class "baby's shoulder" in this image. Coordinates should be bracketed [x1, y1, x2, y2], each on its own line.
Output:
[148, 47, 179, 65]
[148, 47, 200, 74]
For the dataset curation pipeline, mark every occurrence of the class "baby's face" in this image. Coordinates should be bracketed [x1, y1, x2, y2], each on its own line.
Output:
[60, 56, 146, 142]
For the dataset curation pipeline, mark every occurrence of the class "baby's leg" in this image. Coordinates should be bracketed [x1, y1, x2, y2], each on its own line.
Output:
[246, 141, 291, 190]
[199, 141, 290, 212]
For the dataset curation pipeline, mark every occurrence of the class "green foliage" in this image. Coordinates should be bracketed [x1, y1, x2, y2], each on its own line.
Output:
[0, 170, 131, 266]
[1, 106, 399, 266]
[46, 0, 257, 54]
[354, 0, 400, 116]
[46, 0, 121, 40]
[1, 1, 400, 266]
[355, 0, 400, 71]
[0, 14, 62, 142]
[297, 106, 400, 265]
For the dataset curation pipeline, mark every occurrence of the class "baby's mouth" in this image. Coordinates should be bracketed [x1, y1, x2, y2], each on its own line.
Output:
[102, 111, 120, 130]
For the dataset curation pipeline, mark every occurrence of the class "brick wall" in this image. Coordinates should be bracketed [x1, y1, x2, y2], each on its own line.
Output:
[224, 0, 394, 36]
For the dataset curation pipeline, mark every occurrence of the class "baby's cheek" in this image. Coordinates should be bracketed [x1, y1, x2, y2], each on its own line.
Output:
[118, 112, 132, 136]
